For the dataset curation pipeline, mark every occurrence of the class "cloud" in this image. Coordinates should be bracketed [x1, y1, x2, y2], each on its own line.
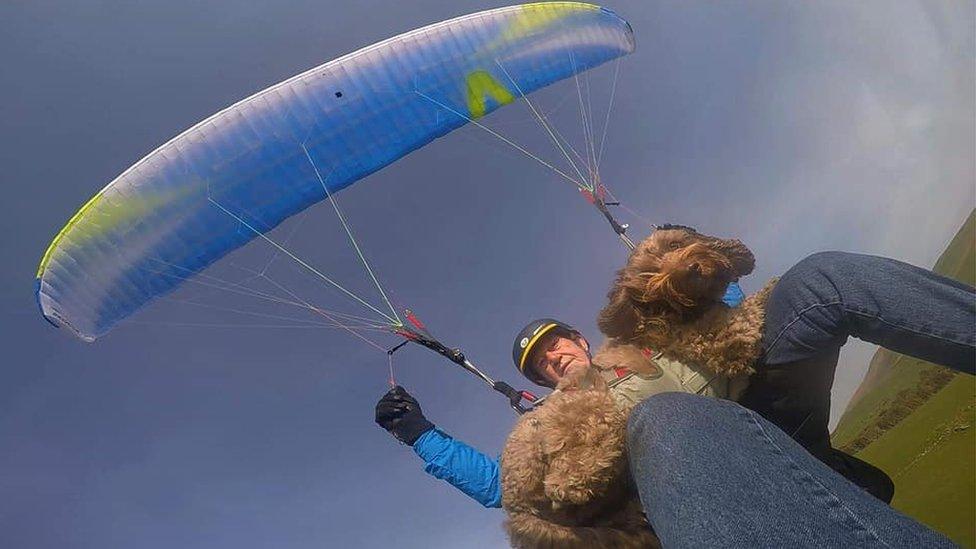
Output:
[740, 1, 974, 422]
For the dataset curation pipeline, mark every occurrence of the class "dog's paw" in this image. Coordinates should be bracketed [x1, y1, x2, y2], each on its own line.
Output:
[592, 340, 660, 377]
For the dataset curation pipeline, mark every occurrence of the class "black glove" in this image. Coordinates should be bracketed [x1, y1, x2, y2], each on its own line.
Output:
[375, 386, 435, 446]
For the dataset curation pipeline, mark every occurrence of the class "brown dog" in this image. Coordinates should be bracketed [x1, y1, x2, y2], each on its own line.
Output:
[598, 225, 776, 377]
[500, 368, 659, 549]
[501, 227, 775, 548]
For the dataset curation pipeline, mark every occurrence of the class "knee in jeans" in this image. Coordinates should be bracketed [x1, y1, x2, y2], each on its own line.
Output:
[628, 392, 716, 442]
[790, 251, 856, 280]
[775, 251, 854, 299]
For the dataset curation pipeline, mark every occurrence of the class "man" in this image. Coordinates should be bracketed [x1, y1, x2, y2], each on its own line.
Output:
[374, 287, 750, 509]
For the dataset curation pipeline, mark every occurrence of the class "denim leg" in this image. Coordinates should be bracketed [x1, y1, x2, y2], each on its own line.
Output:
[740, 347, 897, 503]
[627, 393, 955, 549]
[762, 251, 975, 374]
[740, 349, 838, 452]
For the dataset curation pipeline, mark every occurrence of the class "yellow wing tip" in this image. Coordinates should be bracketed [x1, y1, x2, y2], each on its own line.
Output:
[36, 191, 106, 278]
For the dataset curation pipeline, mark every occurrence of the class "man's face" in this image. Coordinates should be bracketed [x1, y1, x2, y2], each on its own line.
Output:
[527, 331, 592, 387]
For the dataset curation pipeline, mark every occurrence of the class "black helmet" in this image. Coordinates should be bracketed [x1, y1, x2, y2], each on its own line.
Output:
[512, 318, 577, 384]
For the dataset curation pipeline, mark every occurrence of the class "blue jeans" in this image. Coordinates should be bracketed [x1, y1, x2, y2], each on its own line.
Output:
[740, 252, 975, 469]
[627, 393, 956, 548]
[627, 252, 974, 546]
[761, 251, 974, 372]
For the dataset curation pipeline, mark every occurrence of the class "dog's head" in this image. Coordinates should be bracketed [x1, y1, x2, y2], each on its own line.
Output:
[598, 226, 754, 340]
[501, 373, 656, 547]
[502, 371, 621, 512]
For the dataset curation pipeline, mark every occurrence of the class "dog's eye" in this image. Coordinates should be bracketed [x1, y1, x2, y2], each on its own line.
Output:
[668, 241, 681, 250]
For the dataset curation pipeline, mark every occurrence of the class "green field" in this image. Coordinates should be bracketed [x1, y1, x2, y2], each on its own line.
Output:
[832, 210, 975, 547]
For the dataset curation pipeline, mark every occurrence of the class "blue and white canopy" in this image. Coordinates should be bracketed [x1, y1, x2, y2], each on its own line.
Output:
[36, 2, 635, 341]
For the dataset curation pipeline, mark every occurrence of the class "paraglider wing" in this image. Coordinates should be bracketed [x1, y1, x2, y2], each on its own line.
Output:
[35, 2, 635, 341]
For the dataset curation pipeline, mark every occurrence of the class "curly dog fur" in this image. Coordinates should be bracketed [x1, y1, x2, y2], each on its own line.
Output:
[501, 368, 659, 549]
[598, 226, 777, 377]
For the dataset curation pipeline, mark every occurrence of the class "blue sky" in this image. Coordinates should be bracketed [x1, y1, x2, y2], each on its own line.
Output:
[1, 1, 973, 548]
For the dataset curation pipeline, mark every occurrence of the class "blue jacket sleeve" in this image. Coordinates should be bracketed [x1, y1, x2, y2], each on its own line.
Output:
[722, 281, 745, 307]
[411, 428, 502, 508]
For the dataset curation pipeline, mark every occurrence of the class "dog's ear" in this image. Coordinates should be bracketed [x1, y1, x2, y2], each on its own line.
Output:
[597, 284, 641, 340]
[705, 237, 755, 277]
